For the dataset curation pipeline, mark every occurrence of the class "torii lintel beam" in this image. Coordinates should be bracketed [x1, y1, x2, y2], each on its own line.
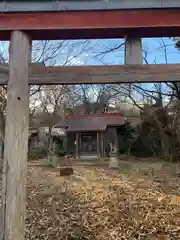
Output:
[0, 9, 180, 40]
[0, 64, 180, 85]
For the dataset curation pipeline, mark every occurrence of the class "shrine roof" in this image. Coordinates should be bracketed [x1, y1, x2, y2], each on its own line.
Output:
[56, 113, 125, 132]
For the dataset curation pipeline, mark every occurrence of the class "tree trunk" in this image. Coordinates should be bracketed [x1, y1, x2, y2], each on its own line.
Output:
[47, 125, 53, 161]
[154, 112, 171, 159]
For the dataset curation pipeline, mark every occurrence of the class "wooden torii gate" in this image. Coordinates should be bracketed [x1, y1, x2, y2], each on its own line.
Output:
[0, 3, 180, 240]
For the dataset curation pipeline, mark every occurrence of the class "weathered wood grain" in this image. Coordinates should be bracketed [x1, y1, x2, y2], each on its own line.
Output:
[0, 31, 30, 240]
[125, 37, 142, 64]
[2, 64, 180, 84]
[0, 64, 180, 84]
[27, 64, 180, 84]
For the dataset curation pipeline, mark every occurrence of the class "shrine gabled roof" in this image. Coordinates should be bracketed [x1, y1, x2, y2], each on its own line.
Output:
[55, 113, 125, 132]
[1, 1, 180, 13]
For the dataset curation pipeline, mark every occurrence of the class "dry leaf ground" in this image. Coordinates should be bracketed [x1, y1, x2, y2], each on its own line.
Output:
[24, 160, 180, 240]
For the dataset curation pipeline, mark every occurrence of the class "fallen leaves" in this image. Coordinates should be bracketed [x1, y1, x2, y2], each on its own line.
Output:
[0, 161, 179, 239]
[25, 163, 180, 240]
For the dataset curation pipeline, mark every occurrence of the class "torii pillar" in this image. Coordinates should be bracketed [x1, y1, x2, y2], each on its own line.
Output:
[125, 37, 142, 64]
[109, 37, 142, 168]
[1, 31, 31, 240]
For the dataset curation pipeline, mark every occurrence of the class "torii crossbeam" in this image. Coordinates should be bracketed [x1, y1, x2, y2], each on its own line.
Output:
[0, 9, 180, 40]
[0, 64, 179, 85]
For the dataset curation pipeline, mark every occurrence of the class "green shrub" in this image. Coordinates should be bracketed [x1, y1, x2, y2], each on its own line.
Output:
[118, 120, 161, 158]
[118, 121, 137, 154]
[130, 120, 161, 158]
[28, 147, 47, 161]
[130, 136, 155, 158]
[55, 147, 66, 157]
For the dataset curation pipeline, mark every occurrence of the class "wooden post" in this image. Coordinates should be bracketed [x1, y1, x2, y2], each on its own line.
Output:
[125, 37, 142, 64]
[0, 31, 31, 240]
[97, 132, 100, 159]
[101, 132, 104, 161]
[76, 132, 79, 159]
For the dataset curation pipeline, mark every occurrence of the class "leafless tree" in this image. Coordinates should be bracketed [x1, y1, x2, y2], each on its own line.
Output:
[0, 39, 93, 169]
[30, 85, 71, 158]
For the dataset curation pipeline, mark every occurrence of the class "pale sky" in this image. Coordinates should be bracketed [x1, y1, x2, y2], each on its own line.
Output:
[1, 37, 178, 106]
[0, 37, 178, 65]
